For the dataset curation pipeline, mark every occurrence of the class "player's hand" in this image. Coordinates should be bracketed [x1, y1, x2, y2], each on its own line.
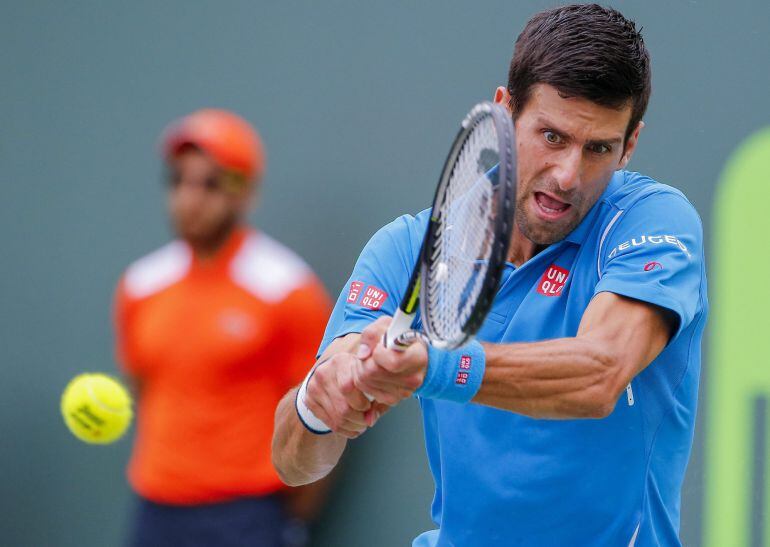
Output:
[304, 353, 387, 438]
[354, 316, 429, 406]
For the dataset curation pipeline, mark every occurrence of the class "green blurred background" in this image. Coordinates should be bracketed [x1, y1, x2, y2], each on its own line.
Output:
[2, 1, 768, 545]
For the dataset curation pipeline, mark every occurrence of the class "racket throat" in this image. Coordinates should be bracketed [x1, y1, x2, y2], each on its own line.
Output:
[384, 308, 417, 350]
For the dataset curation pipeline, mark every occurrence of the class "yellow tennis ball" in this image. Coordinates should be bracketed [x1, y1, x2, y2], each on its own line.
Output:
[61, 373, 133, 444]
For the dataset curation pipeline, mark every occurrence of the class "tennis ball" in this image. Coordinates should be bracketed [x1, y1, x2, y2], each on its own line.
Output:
[60, 373, 133, 444]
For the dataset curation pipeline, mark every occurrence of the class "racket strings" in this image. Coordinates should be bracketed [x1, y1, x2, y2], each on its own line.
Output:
[426, 114, 500, 345]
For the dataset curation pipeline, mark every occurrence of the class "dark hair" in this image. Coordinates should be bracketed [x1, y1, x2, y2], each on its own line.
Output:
[507, 4, 651, 143]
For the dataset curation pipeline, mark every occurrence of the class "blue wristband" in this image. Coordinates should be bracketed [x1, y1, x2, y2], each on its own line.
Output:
[415, 340, 486, 403]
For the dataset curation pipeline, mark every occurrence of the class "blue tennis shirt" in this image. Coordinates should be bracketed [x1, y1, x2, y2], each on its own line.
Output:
[317, 170, 708, 546]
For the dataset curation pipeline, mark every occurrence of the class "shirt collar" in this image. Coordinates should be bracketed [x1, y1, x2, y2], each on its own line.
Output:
[563, 170, 625, 245]
[189, 225, 251, 272]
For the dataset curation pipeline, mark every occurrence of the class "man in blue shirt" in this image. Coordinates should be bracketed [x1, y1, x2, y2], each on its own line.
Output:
[273, 5, 707, 546]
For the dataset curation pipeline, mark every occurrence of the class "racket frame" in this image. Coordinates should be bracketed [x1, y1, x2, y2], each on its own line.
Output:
[384, 102, 515, 350]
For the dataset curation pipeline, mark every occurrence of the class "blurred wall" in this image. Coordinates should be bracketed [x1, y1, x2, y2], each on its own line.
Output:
[1, 1, 768, 545]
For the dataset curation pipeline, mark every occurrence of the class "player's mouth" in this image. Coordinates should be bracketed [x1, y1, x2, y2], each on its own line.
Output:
[533, 191, 571, 221]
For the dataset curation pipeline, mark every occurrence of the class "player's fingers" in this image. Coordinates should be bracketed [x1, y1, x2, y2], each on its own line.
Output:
[339, 413, 368, 429]
[306, 364, 367, 432]
[403, 336, 429, 364]
[364, 402, 392, 427]
[389, 338, 428, 375]
[358, 356, 415, 394]
[331, 398, 369, 430]
[343, 389, 371, 412]
[359, 366, 420, 402]
[303, 387, 337, 431]
[334, 425, 365, 439]
[336, 357, 373, 412]
[370, 341, 395, 371]
[358, 316, 392, 359]
[354, 379, 402, 406]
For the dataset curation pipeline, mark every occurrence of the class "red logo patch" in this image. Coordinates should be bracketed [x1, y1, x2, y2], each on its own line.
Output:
[644, 261, 663, 271]
[537, 264, 569, 297]
[360, 285, 388, 310]
[347, 281, 364, 303]
[456, 355, 472, 385]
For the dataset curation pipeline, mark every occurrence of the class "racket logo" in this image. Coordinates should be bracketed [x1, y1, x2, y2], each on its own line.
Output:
[347, 281, 364, 304]
[537, 265, 570, 297]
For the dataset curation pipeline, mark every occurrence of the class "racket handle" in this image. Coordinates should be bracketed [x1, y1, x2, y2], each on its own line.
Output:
[384, 309, 416, 351]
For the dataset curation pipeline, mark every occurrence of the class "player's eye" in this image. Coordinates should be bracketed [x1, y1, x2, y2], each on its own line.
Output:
[543, 130, 563, 145]
[203, 176, 221, 191]
[588, 143, 611, 155]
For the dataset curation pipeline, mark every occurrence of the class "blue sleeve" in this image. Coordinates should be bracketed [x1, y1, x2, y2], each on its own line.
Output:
[594, 192, 705, 339]
[317, 213, 424, 356]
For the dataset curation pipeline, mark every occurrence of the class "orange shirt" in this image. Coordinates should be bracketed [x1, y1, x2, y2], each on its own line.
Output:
[114, 227, 330, 505]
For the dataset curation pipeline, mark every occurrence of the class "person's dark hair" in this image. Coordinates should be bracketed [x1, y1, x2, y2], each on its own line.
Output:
[507, 4, 651, 143]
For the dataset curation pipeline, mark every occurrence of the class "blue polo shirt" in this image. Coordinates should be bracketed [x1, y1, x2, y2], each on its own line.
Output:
[318, 170, 708, 546]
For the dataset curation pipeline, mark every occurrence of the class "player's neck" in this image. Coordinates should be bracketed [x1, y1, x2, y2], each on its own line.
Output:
[187, 223, 245, 262]
[506, 228, 545, 267]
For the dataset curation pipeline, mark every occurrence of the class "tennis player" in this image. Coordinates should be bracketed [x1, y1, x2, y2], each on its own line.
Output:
[273, 5, 707, 546]
[115, 109, 332, 546]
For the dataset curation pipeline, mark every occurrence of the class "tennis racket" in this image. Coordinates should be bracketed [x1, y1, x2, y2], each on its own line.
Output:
[383, 101, 516, 351]
[296, 101, 516, 431]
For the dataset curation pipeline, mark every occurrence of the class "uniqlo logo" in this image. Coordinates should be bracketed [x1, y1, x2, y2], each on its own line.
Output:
[455, 371, 469, 385]
[347, 281, 364, 303]
[456, 355, 471, 385]
[537, 264, 569, 297]
[360, 285, 388, 310]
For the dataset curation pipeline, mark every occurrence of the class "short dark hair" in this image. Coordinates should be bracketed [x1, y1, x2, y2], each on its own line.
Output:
[507, 4, 651, 143]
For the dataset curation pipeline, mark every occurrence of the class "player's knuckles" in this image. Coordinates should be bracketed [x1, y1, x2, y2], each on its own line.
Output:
[344, 391, 370, 412]
[402, 372, 424, 391]
[403, 344, 429, 372]
[332, 396, 362, 422]
[341, 412, 367, 430]
[343, 426, 366, 439]
[334, 426, 360, 439]
[310, 363, 337, 390]
[372, 345, 401, 373]
[369, 388, 401, 406]
[305, 375, 326, 401]
[360, 319, 387, 344]
[336, 372, 357, 395]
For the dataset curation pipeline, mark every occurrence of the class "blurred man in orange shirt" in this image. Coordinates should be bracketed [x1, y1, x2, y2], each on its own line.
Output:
[114, 109, 332, 546]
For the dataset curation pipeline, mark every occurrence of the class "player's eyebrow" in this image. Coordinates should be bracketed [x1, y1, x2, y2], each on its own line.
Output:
[586, 136, 623, 148]
[536, 116, 624, 147]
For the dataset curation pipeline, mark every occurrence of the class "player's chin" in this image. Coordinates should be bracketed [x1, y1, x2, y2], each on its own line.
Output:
[176, 221, 217, 243]
[521, 215, 576, 245]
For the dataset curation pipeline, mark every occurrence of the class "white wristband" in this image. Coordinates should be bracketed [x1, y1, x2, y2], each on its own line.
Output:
[295, 365, 332, 434]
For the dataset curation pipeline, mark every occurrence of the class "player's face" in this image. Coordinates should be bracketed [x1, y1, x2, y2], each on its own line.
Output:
[510, 84, 641, 245]
[167, 148, 250, 248]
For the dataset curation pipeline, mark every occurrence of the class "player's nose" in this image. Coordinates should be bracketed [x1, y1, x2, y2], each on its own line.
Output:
[552, 148, 582, 193]
[173, 179, 208, 210]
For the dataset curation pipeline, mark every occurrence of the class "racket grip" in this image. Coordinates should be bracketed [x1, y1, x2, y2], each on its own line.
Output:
[384, 309, 416, 351]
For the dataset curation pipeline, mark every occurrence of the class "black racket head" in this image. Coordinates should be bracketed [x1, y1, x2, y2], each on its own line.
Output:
[419, 102, 516, 349]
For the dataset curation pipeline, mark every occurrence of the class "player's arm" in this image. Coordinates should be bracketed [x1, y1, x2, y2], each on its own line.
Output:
[474, 292, 675, 418]
[272, 332, 384, 486]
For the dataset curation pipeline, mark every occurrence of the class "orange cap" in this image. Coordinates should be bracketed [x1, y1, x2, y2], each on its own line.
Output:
[161, 109, 265, 182]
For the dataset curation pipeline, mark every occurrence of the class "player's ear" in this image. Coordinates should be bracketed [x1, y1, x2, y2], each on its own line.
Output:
[493, 86, 511, 110]
[619, 121, 644, 169]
